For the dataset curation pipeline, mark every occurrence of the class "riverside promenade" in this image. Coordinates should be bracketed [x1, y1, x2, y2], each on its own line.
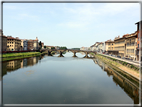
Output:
[97, 53, 140, 67]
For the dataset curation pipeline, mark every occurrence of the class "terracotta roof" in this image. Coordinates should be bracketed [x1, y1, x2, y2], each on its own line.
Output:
[125, 32, 137, 38]
[122, 34, 129, 38]
[7, 36, 21, 40]
[46, 46, 55, 47]
[7, 36, 16, 40]
[2, 35, 7, 38]
[105, 40, 114, 43]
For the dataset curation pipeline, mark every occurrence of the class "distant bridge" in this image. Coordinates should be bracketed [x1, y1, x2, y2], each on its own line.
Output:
[40, 49, 97, 58]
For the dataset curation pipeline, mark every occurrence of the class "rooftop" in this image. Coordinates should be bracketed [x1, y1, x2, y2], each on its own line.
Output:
[105, 39, 114, 43]
[7, 36, 21, 40]
[135, 20, 142, 25]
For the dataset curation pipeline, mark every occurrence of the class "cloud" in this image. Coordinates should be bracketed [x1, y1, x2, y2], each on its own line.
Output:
[57, 3, 139, 29]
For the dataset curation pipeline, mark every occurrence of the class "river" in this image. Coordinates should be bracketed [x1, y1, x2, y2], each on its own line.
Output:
[2, 52, 140, 104]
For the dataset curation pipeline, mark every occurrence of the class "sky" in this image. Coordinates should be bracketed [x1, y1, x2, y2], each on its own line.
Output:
[2, 2, 140, 48]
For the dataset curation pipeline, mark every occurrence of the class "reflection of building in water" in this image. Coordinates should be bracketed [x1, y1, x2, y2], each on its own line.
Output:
[33, 57, 38, 65]
[21, 60, 23, 68]
[41, 56, 44, 59]
[112, 71, 139, 104]
[103, 65, 114, 77]
[38, 55, 44, 61]
[6, 60, 22, 72]
[93, 58, 98, 64]
[23, 59, 27, 67]
[94, 58, 112, 77]
[2, 56, 40, 77]
[27, 58, 34, 66]
[2, 62, 8, 77]
[27, 57, 39, 66]
[96, 59, 104, 70]
[93, 58, 139, 104]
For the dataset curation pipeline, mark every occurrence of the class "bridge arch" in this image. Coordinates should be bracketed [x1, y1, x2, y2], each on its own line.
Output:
[41, 49, 96, 57]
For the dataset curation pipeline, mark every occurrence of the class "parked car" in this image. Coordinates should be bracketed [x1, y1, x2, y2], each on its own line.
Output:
[112, 55, 116, 57]
[125, 57, 132, 60]
[122, 57, 125, 59]
[117, 56, 121, 58]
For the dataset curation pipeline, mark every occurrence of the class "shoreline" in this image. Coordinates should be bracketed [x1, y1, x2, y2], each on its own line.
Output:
[91, 53, 140, 81]
[1, 52, 46, 62]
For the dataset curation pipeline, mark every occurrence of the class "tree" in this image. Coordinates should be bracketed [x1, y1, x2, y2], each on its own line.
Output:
[51, 47, 55, 49]
[39, 41, 42, 49]
[59, 47, 67, 50]
[44, 46, 46, 49]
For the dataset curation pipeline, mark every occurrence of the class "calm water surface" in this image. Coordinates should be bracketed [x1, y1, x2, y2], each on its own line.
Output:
[2, 52, 139, 104]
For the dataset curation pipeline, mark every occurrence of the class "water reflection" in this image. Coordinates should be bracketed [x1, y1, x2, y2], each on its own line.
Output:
[93, 58, 139, 104]
[2, 53, 140, 104]
[2, 56, 43, 76]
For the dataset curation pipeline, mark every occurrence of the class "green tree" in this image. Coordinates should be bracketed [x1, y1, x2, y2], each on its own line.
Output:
[59, 47, 67, 50]
[51, 47, 55, 49]
[39, 41, 42, 49]
[44, 46, 46, 49]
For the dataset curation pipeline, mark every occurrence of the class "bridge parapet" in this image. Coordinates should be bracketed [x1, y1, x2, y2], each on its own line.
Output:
[41, 49, 96, 57]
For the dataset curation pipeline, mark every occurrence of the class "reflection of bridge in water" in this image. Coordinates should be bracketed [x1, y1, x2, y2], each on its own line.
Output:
[41, 49, 97, 58]
[93, 58, 140, 104]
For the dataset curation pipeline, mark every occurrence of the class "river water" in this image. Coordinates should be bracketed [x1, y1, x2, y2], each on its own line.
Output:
[2, 52, 140, 104]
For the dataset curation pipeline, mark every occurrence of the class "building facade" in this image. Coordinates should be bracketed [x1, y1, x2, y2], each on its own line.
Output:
[0, 30, 7, 51]
[7, 36, 21, 51]
[33, 40, 38, 50]
[135, 21, 142, 61]
[27, 37, 38, 50]
[106, 40, 118, 55]
[125, 32, 137, 60]
[41, 42, 44, 49]
[27, 40, 34, 50]
[105, 40, 110, 52]
[114, 35, 126, 57]
[23, 40, 28, 50]
[102, 42, 106, 53]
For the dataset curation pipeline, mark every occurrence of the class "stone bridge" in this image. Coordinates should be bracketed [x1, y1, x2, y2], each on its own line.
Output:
[40, 49, 97, 58]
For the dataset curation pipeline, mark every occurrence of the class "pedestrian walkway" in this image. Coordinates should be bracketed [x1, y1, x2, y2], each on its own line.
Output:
[98, 53, 140, 67]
